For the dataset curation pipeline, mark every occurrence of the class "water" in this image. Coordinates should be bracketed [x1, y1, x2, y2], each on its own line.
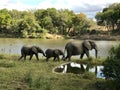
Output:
[54, 62, 105, 79]
[0, 38, 120, 58]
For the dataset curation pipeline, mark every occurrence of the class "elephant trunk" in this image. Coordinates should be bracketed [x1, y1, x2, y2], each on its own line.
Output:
[95, 49, 98, 58]
[39, 50, 46, 57]
[94, 46, 98, 58]
[42, 52, 46, 57]
[62, 54, 65, 60]
[61, 51, 65, 60]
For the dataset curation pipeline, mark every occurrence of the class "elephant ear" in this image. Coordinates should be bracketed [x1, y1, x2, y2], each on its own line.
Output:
[54, 50, 59, 55]
[83, 40, 92, 50]
[32, 47, 38, 53]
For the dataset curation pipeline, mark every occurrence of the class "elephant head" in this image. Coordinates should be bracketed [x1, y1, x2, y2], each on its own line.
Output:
[34, 46, 46, 57]
[56, 49, 65, 60]
[82, 40, 98, 58]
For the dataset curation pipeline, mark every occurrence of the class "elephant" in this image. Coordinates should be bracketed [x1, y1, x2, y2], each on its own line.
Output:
[18, 45, 45, 61]
[45, 49, 65, 61]
[64, 40, 98, 61]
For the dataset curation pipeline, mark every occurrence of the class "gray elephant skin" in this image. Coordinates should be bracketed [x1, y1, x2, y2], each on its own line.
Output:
[45, 49, 65, 61]
[64, 40, 98, 61]
[18, 45, 45, 60]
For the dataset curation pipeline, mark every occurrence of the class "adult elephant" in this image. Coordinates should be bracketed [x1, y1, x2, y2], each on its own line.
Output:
[18, 45, 45, 60]
[45, 49, 65, 61]
[64, 40, 98, 61]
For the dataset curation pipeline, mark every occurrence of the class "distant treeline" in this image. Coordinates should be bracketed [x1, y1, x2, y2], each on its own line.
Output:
[0, 3, 120, 38]
[0, 7, 96, 38]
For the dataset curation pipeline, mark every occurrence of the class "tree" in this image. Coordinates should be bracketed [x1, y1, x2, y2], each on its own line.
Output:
[95, 3, 120, 31]
[0, 9, 12, 33]
[9, 9, 22, 34]
[41, 16, 54, 33]
[72, 13, 90, 35]
[18, 12, 41, 38]
[57, 9, 75, 35]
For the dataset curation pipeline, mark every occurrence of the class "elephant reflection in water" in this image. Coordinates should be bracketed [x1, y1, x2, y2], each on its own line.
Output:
[60, 62, 98, 75]
[64, 40, 98, 61]
[66, 63, 85, 74]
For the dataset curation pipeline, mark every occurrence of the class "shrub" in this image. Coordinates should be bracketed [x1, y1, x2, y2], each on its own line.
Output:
[102, 45, 120, 80]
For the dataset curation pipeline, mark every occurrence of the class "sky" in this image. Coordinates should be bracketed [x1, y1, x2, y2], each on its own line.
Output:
[0, 0, 119, 18]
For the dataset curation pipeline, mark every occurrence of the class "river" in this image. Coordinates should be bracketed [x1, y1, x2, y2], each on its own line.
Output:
[0, 38, 120, 58]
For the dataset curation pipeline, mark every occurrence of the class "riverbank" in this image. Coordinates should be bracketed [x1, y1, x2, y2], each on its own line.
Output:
[0, 33, 120, 41]
[70, 34, 120, 41]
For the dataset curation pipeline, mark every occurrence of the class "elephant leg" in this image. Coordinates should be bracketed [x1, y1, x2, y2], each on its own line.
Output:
[68, 56, 71, 61]
[57, 56, 60, 61]
[24, 55, 27, 60]
[66, 55, 71, 61]
[29, 54, 33, 60]
[18, 55, 23, 60]
[65, 56, 68, 61]
[35, 53, 39, 60]
[85, 50, 90, 59]
[46, 57, 49, 62]
[65, 51, 72, 61]
[53, 57, 56, 61]
[80, 53, 84, 59]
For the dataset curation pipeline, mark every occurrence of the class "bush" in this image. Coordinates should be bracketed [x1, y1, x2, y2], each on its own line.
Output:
[102, 45, 120, 80]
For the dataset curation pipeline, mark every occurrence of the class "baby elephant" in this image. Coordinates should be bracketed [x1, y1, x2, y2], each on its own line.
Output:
[45, 49, 65, 62]
[18, 45, 45, 61]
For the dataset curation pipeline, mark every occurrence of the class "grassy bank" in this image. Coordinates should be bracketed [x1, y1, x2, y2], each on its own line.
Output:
[0, 54, 106, 90]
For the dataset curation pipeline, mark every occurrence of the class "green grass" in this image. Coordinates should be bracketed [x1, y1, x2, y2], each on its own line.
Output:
[0, 54, 106, 90]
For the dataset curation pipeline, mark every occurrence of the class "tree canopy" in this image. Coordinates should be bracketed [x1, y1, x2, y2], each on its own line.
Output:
[0, 8, 93, 38]
[95, 3, 120, 31]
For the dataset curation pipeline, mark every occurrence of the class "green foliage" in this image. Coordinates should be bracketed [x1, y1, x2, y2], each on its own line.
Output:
[18, 12, 41, 38]
[95, 3, 120, 31]
[0, 9, 12, 33]
[72, 13, 90, 35]
[0, 7, 94, 38]
[103, 45, 120, 80]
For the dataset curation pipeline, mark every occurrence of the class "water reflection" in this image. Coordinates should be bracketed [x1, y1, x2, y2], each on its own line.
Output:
[54, 62, 105, 79]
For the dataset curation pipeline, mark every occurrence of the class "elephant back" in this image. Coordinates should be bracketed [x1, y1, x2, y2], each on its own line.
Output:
[21, 45, 31, 55]
[65, 41, 83, 55]
[45, 49, 54, 56]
